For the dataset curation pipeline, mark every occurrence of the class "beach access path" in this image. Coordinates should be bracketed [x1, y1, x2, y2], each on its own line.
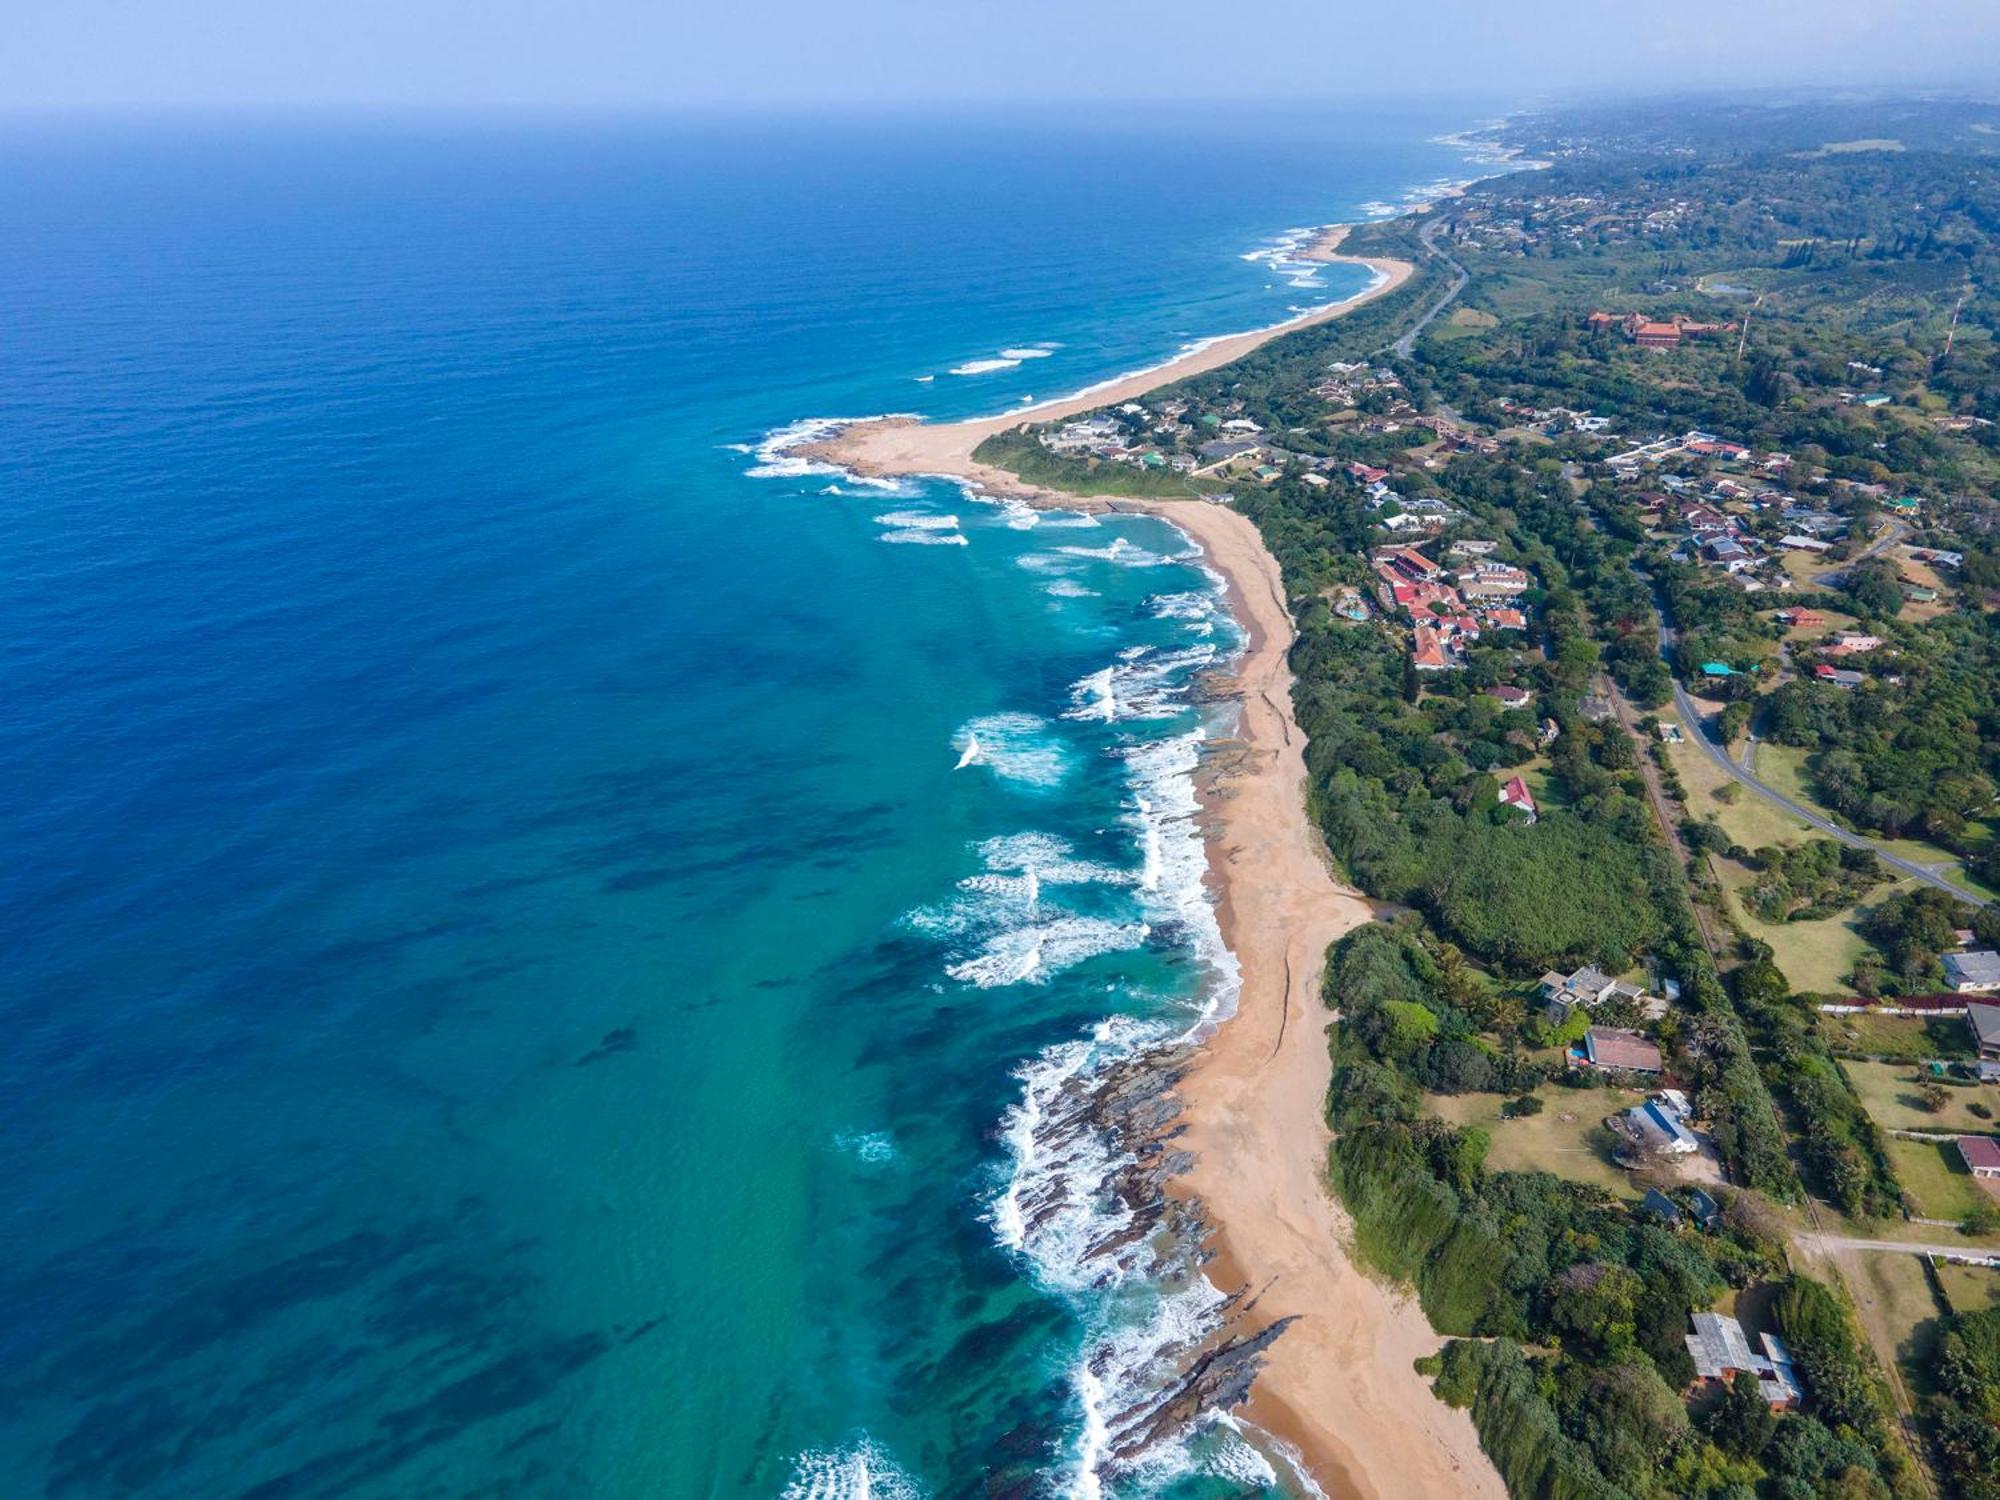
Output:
[806, 230, 1503, 1498]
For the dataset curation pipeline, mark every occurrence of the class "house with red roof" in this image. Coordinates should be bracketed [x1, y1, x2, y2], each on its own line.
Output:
[1497, 775, 1538, 823]
[1582, 1027, 1663, 1074]
[1411, 624, 1455, 673]
[1957, 1135, 2000, 1180]
[1375, 544, 1440, 582]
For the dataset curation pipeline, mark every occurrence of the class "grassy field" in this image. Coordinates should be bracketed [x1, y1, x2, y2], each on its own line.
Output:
[1936, 1261, 2000, 1315]
[1424, 1086, 1643, 1196]
[1837, 1249, 1946, 1391]
[1752, 744, 1995, 898]
[1822, 1012, 1978, 1062]
[1660, 709, 1819, 850]
[1886, 1136, 1997, 1224]
[1897, 554, 1950, 622]
[1714, 858, 1896, 993]
[1845, 1059, 1996, 1132]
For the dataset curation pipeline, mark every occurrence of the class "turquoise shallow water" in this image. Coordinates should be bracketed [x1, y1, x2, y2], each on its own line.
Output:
[0, 105, 1492, 1496]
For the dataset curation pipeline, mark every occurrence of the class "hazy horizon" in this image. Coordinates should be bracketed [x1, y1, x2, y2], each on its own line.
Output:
[11, 1, 2000, 114]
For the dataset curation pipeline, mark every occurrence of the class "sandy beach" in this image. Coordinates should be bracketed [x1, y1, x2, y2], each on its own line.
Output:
[800, 226, 1411, 492]
[798, 232, 1502, 1497]
[1152, 497, 1502, 1500]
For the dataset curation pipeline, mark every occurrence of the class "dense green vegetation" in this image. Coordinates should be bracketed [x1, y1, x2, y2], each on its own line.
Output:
[1738, 841, 1885, 925]
[1924, 1305, 2000, 1500]
[1328, 921, 1916, 1497]
[1858, 886, 2000, 995]
[1730, 960, 1903, 1219]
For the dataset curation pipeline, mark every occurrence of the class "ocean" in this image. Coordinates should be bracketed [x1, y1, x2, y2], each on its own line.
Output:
[0, 104, 1492, 1498]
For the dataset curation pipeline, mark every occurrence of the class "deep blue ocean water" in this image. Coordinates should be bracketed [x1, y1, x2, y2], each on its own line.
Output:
[0, 105, 1492, 1498]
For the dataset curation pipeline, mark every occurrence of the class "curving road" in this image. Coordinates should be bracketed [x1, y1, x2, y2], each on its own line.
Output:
[1387, 216, 1468, 359]
[1647, 576, 1986, 906]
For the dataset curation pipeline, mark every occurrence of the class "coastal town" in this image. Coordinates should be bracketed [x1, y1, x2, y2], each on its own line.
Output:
[953, 95, 2000, 1500]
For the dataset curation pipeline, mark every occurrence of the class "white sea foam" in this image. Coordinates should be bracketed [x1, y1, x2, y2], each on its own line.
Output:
[1016, 552, 1080, 576]
[1043, 580, 1098, 599]
[745, 415, 919, 490]
[999, 345, 1059, 360]
[1147, 590, 1222, 636]
[872, 509, 959, 530]
[991, 1014, 1246, 1496]
[906, 830, 1144, 987]
[833, 1130, 898, 1165]
[1055, 537, 1168, 568]
[946, 914, 1147, 989]
[879, 529, 969, 546]
[968, 831, 1135, 892]
[780, 1437, 924, 1500]
[1063, 645, 1216, 724]
[1123, 731, 1240, 1031]
[950, 357, 1022, 376]
[991, 1016, 1154, 1277]
[949, 712, 1069, 788]
[1125, 1411, 1288, 1495]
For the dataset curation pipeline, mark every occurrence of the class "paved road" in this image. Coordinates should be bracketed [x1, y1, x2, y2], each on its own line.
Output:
[1387, 217, 1468, 359]
[1667, 675, 1980, 902]
[1644, 571, 1986, 906]
[1815, 517, 1909, 588]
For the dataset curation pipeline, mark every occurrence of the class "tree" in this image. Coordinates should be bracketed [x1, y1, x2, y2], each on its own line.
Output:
[1710, 1369, 1777, 1457]
[1548, 1262, 1643, 1355]
[1919, 1082, 1950, 1114]
[1378, 999, 1441, 1057]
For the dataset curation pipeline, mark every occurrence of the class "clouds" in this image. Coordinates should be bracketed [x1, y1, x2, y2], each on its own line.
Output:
[6, 0, 1998, 111]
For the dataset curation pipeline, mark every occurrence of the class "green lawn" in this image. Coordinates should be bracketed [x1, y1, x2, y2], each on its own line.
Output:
[1885, 1136, 1997, 1224]
[1844, 1059, 1996, 1133]
[1424, 1087, 1644, 1196]
[1715, 858, 1897, 994]
[1936, 1262, 2000, 1316]
[1821, 1011, 1977, 1062]
[1754, 745, 1995, 900]
[1840, 1250, 1946, 1394]
[1661, 711, 1819, 850]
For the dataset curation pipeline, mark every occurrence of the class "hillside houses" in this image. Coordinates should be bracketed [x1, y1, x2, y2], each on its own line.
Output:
[1368, 542, 1541, 677]
[1586, 311, 1740, 348]
[1540, 964, 1658, 1026]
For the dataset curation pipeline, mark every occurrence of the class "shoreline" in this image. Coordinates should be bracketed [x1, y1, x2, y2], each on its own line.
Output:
[1112, 496, 1501, 1500]
[784, 229, 1502, 1496]
[795, 225, 1412, 491]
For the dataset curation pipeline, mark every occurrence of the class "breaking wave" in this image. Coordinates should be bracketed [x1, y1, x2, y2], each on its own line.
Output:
[779, 1437, 924, 1500]
[745, 415, 918, 489]
[949, 712, 1070, 788]
[1064, 645, 1217, 724]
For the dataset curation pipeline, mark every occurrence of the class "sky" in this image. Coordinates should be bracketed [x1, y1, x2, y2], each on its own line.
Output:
[9, 0, 2000, 112]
